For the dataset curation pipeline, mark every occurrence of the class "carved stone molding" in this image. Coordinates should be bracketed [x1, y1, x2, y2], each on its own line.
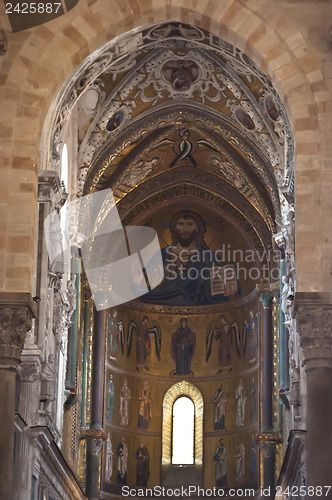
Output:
[0, 293, 36, 371]
[295, 292, 332, 371]
[38, 170, 68, 210]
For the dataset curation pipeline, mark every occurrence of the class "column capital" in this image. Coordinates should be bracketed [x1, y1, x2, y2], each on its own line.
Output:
[260, 292, 274, 308]
[296, 292, 332, 371]
[0, 293, 36, 371]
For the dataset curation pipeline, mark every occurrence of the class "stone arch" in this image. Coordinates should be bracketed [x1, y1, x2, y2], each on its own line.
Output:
[1, 0, 329, 293]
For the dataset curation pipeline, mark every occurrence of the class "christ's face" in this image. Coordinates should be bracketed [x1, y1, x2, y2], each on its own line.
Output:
[175, 217, 199, 246]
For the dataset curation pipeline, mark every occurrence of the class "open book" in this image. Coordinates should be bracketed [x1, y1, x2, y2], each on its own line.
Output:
[210, 263, 238, 296]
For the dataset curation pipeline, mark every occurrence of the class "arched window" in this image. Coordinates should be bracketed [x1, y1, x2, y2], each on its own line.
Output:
[172, 397, 194, 464]
[162, 381, 203, 485]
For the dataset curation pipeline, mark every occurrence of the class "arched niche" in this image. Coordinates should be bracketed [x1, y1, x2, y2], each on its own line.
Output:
[162, 381, 203, 485]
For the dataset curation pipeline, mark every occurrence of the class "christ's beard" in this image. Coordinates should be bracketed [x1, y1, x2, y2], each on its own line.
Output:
[175, 232, 197, 247]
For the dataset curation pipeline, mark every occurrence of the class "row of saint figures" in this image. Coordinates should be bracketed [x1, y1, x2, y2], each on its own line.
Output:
[104, 435, 257, 488]
[106, 378, 257, 430]
[108, 311, 258, 374]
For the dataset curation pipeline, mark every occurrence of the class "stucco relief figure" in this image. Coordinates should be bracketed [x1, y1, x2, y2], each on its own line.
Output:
[140, 210, 239, 306]
[235, 379, 247, 426]
[213, 439, 228, 487]
[281, 275, 294, 327]
[277, 210, 295, 271]
[105, 436, 113, 481]
[119, 378, 131, 426]
[206, 315, 233, 372]
[212, 384, 227, 430]
[127, 316, 161, 371]
[66, 275, 77, 323]
[138, 382, 152, 429]
[117, 437, 128, 485]
[39, 354, 56, 415]
[162, 60, 199, 91]
[135, 441, 150, 486]
[171, 317, 196, 375]
[235, 440, 246, 484]
[107, 375, 115, 422]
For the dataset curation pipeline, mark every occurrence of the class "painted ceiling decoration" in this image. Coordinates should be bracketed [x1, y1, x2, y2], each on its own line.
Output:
[44, 21, 294, 227]
[83, 106, 277, 233]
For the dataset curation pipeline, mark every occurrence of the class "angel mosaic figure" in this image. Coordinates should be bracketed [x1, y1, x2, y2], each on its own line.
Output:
[205, 315, 233, 372]
[127, 316, 161, 370]
[115, 155, 161, 191]
[108, 310, 125, 360]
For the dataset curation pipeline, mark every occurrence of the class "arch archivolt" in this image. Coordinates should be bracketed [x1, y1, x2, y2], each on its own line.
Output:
[0, 0, 330, 292]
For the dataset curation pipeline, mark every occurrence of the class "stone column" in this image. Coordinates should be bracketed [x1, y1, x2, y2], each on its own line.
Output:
[0, 293, 35, 500]
[296, 293, 332, 495]
[85, 308, 105, 499]
[260, 293, 274, 432]
[257, 434, 282, 498]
